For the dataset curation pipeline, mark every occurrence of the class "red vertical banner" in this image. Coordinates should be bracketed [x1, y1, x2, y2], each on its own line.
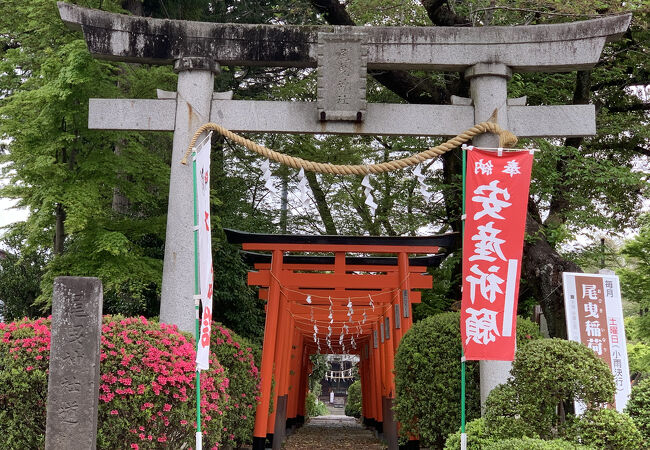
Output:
[461, 148, 534, 361]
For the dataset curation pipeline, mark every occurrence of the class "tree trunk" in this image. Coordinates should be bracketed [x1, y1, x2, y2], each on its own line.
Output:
[54, 203, 66, 255]
[279, 174, 289, 233]
[521, 212, 582, 339]
[112, 141, 131, 214]
[305, 171, 337, 235]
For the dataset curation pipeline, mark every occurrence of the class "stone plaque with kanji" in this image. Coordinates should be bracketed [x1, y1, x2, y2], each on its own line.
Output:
[45, 277, 103, 450]
[317, 32, 368, 122]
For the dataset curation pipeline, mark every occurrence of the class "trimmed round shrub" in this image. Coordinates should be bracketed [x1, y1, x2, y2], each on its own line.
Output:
[483, 437, 590, 449]
[507, 338, 615, 437]
[344, 380, 361, 418]
[567, 409, 644, 450]
[483, 383, 540, 440]
[0, 316, 229, 449]
[444, 418, 494, 450]
[626, 377, 650, 440]
[395, 313, 540, 448]
[394, 312, 481, 448]
[210, 322, 260, 448]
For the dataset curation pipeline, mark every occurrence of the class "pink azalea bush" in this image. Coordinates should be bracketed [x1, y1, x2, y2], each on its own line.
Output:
[210, 323, 261, 447]
[0, 316, 229, 449]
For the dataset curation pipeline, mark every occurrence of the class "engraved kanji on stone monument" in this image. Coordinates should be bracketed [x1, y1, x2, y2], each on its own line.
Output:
[45, 277, 103, 450]
[317, 32, 368, 122]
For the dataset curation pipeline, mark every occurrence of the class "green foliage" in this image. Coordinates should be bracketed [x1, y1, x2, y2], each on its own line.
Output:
[210, 323, 261, 447]
[627, 342, 650, 379]
[344, 380, 362, 418]
[212, 240, 265, 341]
[620, 215, 650, 342]
[626, 378, 650, 441]
[305, 391, 328, 417]
[485, 339, 615, 439]
[516, 316, 543, 346]
[483, 437, 591, 450]
[0, 316, 229, 449]
[484, 384, 541, 439]
[394, 312, 481, 448]
[566, 409, 644, 450]
[444, 418, 494, 450]
[394, 313, 541, 447]
[0, 227, 47, 321]
[308, 353, 328, 392]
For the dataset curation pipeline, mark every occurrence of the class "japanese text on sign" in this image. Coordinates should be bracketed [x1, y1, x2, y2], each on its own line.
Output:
[461, 149, 534, 361]
[563, 272, 631, 412]
[195, 137, 214, 371]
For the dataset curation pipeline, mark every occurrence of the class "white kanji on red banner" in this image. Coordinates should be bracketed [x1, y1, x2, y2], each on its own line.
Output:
[461, 148, 534, 361]
[195, 137, 213, 371]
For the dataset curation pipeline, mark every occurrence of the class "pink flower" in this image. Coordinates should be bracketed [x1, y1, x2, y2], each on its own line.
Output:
[130, 444, 139, 449]
[110, 410, 119, 415]
[163, 404, 172, 412]
[26, 366, 33, 371]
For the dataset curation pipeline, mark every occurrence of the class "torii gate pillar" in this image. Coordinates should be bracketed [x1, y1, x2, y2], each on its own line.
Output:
[160, 59, 219, 330]
[465, 62, 515, 407]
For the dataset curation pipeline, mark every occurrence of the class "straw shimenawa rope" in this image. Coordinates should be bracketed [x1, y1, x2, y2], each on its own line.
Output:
[181, 109, 517, 173]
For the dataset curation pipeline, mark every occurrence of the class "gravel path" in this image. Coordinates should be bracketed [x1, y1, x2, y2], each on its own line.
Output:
[282, 415, 386, 450]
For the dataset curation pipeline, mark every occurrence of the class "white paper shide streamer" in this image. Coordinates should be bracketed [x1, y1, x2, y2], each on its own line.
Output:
[261, 159, 277, 196]
[413, 163, 432, 202]
[361, 174, 377, 215]
[297, 168, 310, 209]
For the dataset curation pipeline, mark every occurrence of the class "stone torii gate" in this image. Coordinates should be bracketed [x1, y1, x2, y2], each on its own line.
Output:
[57, 2, 631, 406]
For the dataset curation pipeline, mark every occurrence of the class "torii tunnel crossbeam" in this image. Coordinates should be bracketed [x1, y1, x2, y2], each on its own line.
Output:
[225, 229, 459, 450]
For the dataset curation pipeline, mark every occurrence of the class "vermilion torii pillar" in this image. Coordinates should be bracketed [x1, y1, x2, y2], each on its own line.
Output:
[58, 1, 630, 412]
[226, 228, 455, 449]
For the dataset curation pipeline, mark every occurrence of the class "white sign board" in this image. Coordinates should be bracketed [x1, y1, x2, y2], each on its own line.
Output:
[563, 272, 631, 413]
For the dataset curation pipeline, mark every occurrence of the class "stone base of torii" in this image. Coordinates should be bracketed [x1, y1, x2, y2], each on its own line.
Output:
[58, 1, 630, 414]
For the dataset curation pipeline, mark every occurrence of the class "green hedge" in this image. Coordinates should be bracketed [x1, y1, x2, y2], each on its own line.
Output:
[483, 437, 591, 449]
[345, 380, 361, 418]
[626, 377, 650, 441]
[305, 391, 328, 417]
[395, 312, 540, 448]
[444, 418, 492, 450]
[566, 409, 644, 449]
[209, 323, 261, 448]
[497, 338, 615, 438]
[394, 312, 479, 448]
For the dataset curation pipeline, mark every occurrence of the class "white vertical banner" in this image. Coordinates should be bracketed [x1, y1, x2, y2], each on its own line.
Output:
[195, 137, 213, 371]
[563, 272, 631, 413]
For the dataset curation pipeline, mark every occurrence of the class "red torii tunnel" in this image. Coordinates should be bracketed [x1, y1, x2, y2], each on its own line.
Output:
[224, 229, 459, 450]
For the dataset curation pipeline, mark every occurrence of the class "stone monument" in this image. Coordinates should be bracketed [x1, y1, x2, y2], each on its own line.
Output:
[57, 0, 630, 414]
[45, 277, 103, 450]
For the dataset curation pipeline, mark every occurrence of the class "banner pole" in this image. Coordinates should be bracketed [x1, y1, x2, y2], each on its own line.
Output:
[192, 149, 203, 449]
[460, 146, 467, 450]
